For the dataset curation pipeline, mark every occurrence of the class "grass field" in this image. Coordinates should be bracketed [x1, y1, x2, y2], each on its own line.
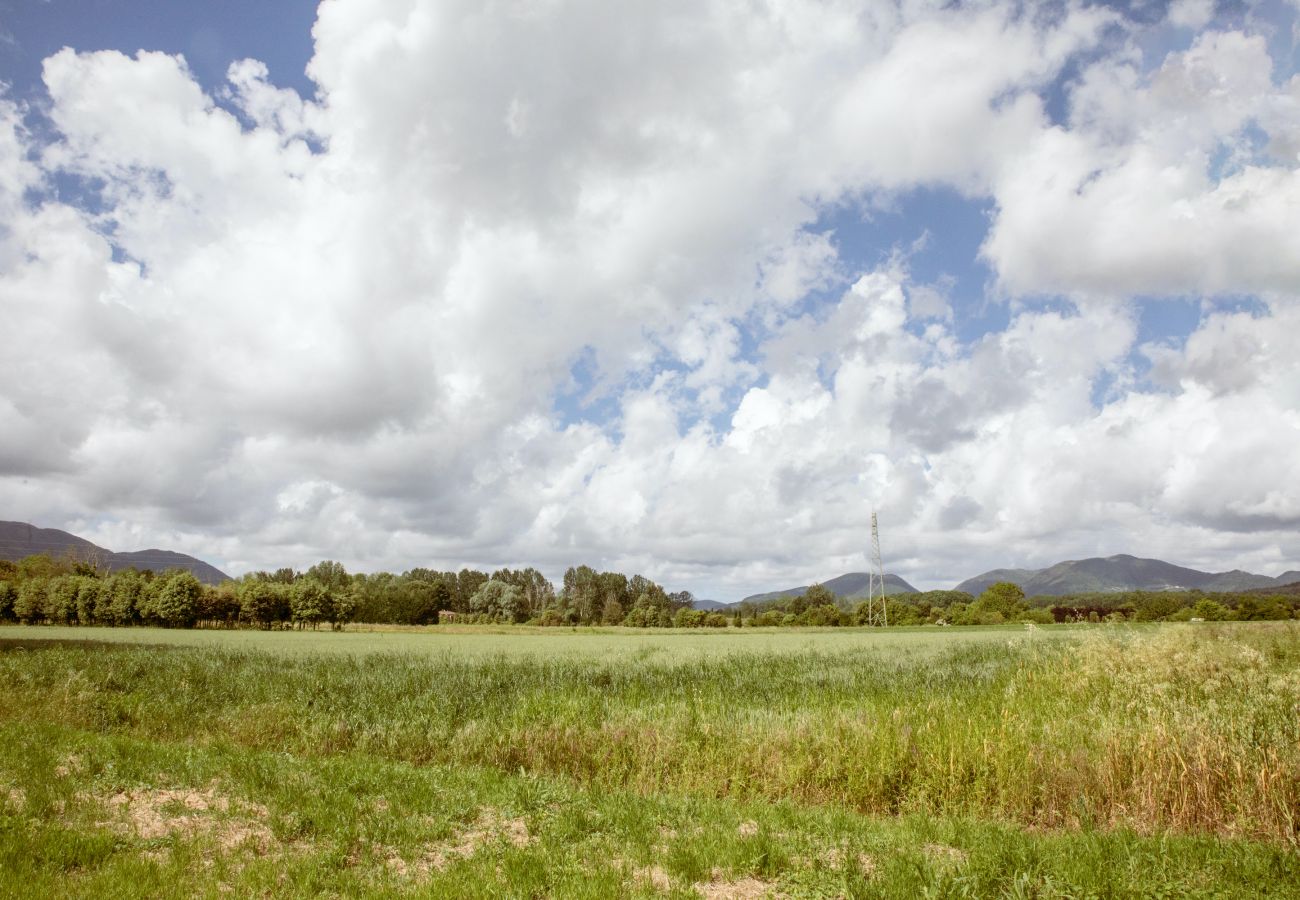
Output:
[0, 621, 1086, 659]
[0, 622, 1297, 897]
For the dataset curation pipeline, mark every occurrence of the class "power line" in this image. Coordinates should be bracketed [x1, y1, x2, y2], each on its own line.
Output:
[865, 511, 887, 627]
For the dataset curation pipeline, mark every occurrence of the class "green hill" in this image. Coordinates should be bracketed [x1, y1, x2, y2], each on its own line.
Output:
[742, 572, 917, 605]
[955, 554, 1292, 597]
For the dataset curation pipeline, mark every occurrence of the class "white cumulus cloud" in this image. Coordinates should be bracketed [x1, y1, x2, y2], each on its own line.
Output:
[1, 1, 1298, 597]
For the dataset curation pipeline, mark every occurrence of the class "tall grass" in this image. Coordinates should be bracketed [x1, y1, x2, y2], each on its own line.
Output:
[0, 623, 1296, 845]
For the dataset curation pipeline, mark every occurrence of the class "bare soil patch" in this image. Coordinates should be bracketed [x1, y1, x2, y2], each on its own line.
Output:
[95, 784, 275, 852]
[693, 869, 784, 899]
[387, 807, 535, 879]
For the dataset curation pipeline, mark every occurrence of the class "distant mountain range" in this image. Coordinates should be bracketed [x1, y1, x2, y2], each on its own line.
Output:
[704, 554, 1300, 608]
[955, 554, 1300, 597]
[0, 521, 230, 585]
[692, 572, 919, 610]
[6, 519, 1297, 603]
[742, 571, 918, 605]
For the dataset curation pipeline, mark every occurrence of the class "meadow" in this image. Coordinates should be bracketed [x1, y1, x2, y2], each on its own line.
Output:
[0, 622, 1296, 897]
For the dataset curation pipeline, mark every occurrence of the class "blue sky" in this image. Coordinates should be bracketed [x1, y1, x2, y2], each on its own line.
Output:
[2, 0, 1299, 597]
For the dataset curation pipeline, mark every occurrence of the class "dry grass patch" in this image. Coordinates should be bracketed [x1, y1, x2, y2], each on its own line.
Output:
[632, 864, 673, 891]
[923, 843, 968, 868]
[818, 844, 874, 876]
[54, 753, 85, 778]
[94, 783, 275, 853]
[693, 869, 785, 899]
[387, 807, 535, 879]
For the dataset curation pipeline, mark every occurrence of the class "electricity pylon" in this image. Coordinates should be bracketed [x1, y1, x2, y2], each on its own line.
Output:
[865, 511, 888, 627]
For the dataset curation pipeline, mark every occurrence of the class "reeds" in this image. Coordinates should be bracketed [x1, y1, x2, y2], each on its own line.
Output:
[0, 623, 1295, 845]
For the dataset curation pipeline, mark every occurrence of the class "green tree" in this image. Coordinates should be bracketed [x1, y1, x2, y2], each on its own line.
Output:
[969, 582, 1028, 623]
[155, 572, 202, 628]
[470, 579, 523, 623]
[399, 578, 443, 624]
[672, 608, 706, 628]
[601, 596, 625, 625]
[330, 587, 359, 630]
[0, 581, 16, 621]
[14, 579, 47, 623]
[200, 582, 242, 626]
[804, 583, 837, 608]
[884, 599, 922, 626]
[456, 569, 489, 612]
[46, 577, 80, 624]
[305, 560, 350, 592]
[1190, 598, 1230, 621]
[562, 566, 601, 623]
[290, 579, 330, 629]
[17, 554, 72, 581]
[107, 571, 145, 625]
[239, 579, 287, 629]
[74, 576, 100, 625]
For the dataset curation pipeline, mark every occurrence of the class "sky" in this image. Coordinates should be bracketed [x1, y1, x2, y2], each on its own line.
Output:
[1, 0, 1299, 599]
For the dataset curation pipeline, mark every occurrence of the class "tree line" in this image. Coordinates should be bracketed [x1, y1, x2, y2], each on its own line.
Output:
[733, 581, 1298, 625]
[0, 552, 1294, 631]
[0, 554, 693, 629]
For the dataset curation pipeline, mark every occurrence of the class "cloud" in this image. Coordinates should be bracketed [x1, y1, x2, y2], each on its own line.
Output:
[1, 2, 1298, 597]
[984, 29, 1300, 299]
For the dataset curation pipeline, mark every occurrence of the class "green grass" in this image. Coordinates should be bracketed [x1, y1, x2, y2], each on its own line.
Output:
[0, 621, 1085, 660]
[1, 622, 1297, 897]
[3, 722, 1297, 898]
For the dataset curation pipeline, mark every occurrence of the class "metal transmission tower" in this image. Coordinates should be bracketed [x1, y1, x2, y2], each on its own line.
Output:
[865, 512, 888, 627]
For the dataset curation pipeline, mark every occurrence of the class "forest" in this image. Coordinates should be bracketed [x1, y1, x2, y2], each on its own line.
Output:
[0, 553, 1295, 631]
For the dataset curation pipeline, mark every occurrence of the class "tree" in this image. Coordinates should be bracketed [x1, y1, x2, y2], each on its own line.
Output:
[154, 572, 202, 628]
[1190, 598, 1230, 621]
[601, 596, 625, 625]
[18, 554, 71, 581]
[456, 569, 489, 612]
[0, 582, 16, 621]
[489, 567, 556, 621]
[240, 579, 287, 629]
[969, 582, 1028, 623]
[804, 583, 837, 608]
[290, 579, 330, 629]
[46, 577, 80, 624]
[562, 566, 601, 623]
[305, 560, 350, 592]
[199, 582, 242, 627]
[400, 578, 444, 625]
[673, 608, 706, 627]
[598, 572, 630, 622]
[74, 577, 100, 625]
[470, 579, 524, 622]
[106, 571, 145, 625]
[884, 599, 922, 626]
[330, 588, 359, 630]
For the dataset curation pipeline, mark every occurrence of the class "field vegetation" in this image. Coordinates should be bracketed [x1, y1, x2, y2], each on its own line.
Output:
[2, 552, 1296, 633]
[0, 621, 1297, 896]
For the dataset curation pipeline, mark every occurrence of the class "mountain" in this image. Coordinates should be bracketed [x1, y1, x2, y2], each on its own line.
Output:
[742, 572, 918, 605]
[0, 521, 230, 585]
[690, 598, 734, 611]
[955, 554, 1296, 597]
[1245, 576, 1300, 597]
